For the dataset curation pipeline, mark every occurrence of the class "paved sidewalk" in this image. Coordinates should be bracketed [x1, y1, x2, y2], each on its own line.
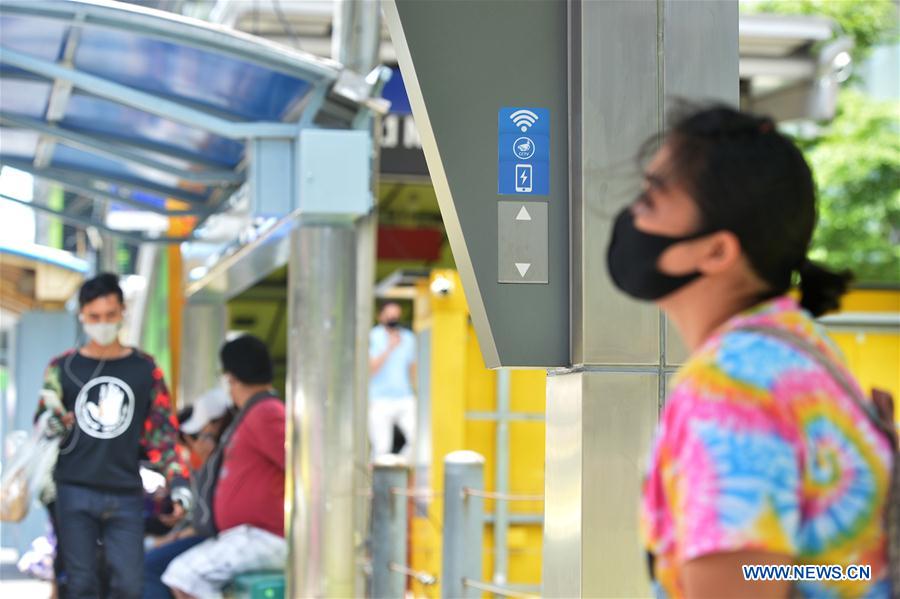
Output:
[0, 558, 51, 599]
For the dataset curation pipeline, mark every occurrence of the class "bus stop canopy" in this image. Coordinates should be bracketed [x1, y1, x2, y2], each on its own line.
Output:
[0, 0, 381, 243]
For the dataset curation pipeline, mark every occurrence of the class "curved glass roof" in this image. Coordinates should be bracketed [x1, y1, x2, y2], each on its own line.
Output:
[0, 0, 367, 242]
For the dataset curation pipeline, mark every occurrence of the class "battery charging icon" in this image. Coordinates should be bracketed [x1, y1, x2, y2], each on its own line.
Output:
[515, 164, 533, 193]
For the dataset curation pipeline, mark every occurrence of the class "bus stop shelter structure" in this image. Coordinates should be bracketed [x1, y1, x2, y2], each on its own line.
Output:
[0, 1, 386, 595]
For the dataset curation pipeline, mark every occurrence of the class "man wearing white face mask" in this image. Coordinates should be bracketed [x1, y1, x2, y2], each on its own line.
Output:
[35, 273, 191, 599]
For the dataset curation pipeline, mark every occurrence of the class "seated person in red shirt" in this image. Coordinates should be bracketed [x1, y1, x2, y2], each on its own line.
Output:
[162, 335, 285, 599]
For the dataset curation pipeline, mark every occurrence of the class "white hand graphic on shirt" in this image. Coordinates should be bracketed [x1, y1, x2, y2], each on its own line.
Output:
[86, 383, 125, 427]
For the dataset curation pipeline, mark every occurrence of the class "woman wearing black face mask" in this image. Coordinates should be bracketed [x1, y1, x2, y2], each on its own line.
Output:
[608, 106, 897, 598]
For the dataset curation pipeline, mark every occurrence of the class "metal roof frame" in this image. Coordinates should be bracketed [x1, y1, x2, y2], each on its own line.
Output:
[1, 162, 209, 217]
[0, 0, 379, 244]
[0, 157, 214, 207]
[0, 114, 243, 185]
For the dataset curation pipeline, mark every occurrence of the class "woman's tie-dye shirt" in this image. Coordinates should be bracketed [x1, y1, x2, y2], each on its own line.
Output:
[641, 297, 893, 598]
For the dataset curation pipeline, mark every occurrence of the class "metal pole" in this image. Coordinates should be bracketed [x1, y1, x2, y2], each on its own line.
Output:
[287, 223, 360, 598]
[493, 369, 511, 588]
[371, 455, 409, 599]
[332, 0, 383, 75]
[442, 450, 485, 599]
[99, 232, 118, 273]
[354, 210, 378, 595]
[179, 300, 227, 405]
[332, 4, 382, 593]
[282, 0, 380, 594]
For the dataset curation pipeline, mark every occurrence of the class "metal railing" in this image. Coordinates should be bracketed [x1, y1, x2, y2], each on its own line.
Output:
[389, 487, 435, 499]
[370, 450, 543, 599]
[463, 578, 540, 599]
[388, 562, 438, 586]
[462, 488, 544, 502]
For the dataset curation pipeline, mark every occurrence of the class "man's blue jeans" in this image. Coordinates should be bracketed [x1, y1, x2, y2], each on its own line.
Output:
[55, 483, 144, 599]
[143, 535, 205, 599]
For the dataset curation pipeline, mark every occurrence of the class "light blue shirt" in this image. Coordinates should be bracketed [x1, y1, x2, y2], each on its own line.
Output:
[369, 325, 416, 400]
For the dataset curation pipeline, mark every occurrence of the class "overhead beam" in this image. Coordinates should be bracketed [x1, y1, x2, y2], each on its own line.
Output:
[0, 111, 242, 169]
[0, 159, 210, 216]
[1, 48, 301, 140]
[34, 10, 84, 169]
[0, 193, 191, 245]
[72, 126, 239, 170]
[3, 114, 244, 185]
[740, 56, 816, 80]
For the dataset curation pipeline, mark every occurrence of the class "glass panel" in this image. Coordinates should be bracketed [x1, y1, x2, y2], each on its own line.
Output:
[0, 79, 52, 119]
[74, 26, 312, 121]
[0, 128, 40, 158]
[0, 15, 67, 62]
[62, 92, 244, 167]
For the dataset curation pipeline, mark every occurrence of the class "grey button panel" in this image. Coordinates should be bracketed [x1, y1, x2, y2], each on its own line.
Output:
[498, 201, 549, 284]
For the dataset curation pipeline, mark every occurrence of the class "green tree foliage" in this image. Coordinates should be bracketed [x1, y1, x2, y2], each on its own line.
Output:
[801, 90, 900, 283]
[743, 0, 900, 283]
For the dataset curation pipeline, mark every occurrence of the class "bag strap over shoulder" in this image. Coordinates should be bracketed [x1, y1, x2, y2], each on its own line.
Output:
[735, 325, 897, 446]
[734, 324, 899, 598]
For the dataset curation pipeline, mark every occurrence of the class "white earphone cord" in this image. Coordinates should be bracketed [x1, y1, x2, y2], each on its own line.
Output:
[58, 330, 109, 455]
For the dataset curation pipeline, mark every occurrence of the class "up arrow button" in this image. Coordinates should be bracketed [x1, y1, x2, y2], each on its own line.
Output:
[516, 206, 532, 221]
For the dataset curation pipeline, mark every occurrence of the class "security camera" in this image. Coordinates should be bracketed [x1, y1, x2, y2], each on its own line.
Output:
[430, 275, 453, 296]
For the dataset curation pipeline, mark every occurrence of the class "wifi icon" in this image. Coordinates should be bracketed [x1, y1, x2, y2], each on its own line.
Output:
[510, 109, 539, 132]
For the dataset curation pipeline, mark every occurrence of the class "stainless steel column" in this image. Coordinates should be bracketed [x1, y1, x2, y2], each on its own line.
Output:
[371, 455, 409, 598]
[543, 1, 738, 597]
[287, 223, 360, 598]
[286, 3, 380, 597]
[332, 0, 382, 75]
[442, 450, 485, 599]
[354, 211, 378, 595]
[179, 300, 226, 405]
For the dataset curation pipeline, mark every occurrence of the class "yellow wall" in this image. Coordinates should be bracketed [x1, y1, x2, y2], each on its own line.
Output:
[410, 271, 546, 597]
[828, 289, 900, 423]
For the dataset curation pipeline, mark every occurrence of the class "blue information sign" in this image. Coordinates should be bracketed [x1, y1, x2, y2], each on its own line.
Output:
[498, 107, 549, 195]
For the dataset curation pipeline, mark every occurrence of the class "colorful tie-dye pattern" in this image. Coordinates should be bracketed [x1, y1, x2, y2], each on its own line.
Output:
[641, 297, 893, 598]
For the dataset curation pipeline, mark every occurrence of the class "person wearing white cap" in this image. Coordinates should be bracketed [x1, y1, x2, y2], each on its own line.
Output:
[178, 389, 232, 463]
[143, 388, 234, 599]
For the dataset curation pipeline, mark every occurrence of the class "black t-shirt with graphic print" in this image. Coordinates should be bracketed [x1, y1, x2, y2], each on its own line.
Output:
[53, 350, 157, 492]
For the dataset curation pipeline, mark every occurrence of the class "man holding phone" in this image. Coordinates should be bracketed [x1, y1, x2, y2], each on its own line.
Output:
[36, 273, 190, 599]
[368, 302, 417, 459]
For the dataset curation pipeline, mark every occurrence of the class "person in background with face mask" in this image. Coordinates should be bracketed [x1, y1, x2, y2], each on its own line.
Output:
[607, 106, 896, 598]
[368, 301, 417, 459]
[35, 273, 191, 599]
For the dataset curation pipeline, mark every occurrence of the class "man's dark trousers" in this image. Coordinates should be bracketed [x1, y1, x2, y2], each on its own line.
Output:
[56, 483, 144, 599]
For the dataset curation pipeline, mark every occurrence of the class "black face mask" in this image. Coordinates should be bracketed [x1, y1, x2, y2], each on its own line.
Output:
[385, 319, 401, 329]
[606, 208, 713, 301]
